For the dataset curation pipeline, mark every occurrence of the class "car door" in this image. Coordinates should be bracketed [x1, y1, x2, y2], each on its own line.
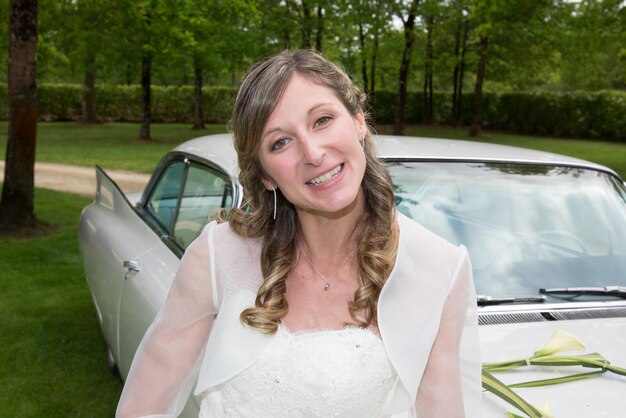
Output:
[79, 167, 161, 364]
[117, 157, 234, 376]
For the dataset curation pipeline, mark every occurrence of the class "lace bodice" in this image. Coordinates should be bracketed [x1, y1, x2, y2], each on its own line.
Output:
[199, 325, 397, 418]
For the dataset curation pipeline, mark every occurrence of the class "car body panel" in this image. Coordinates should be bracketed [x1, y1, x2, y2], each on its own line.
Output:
[80, 168, 177, 376]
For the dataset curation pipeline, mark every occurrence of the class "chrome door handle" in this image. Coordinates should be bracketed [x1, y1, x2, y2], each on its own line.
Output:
[123, 260, 140, 279]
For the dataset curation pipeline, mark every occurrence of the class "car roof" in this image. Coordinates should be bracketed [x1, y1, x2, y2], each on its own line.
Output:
[174, 133, 618, 179]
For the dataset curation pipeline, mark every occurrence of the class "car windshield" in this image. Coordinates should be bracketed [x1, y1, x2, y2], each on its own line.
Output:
[387, 161, 626, 301]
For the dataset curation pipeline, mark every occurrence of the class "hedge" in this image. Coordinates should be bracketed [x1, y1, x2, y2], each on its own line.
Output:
[0, 83, 624, 140]
[0, 83, 236, 123]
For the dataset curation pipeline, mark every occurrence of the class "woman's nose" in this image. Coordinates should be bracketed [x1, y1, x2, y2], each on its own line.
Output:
[300, 136, 325, 166]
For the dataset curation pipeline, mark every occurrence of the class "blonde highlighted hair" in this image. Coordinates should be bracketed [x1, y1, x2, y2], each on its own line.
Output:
[228, 49, 397, 333]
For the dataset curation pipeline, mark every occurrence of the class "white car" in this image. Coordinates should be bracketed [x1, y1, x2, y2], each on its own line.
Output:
[79, 134, 626, 417]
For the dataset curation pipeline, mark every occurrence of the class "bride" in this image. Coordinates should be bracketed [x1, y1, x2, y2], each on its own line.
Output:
[116, 49, 481, 418]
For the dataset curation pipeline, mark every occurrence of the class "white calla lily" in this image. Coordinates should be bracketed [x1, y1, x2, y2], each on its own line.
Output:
[532, 330, 585, 358]
[536, 401, 554, 418]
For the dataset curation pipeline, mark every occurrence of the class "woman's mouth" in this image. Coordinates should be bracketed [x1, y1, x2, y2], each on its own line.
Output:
[306, 164, 343, 186]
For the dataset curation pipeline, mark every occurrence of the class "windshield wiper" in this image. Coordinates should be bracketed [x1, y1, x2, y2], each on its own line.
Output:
[477, 295, 547, 306]
[540, 286, 626, 299]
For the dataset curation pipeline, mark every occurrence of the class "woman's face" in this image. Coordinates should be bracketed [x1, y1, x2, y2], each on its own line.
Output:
[257, 74, 368, 218]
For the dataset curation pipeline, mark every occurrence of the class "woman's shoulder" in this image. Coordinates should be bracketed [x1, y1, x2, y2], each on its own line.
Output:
[208, 220, 263, 261]
[397, 212, 461, 253]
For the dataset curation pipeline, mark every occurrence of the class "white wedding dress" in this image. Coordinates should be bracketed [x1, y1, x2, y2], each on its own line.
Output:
[116, 213, 482, 418]
[199, 325, 397, 418]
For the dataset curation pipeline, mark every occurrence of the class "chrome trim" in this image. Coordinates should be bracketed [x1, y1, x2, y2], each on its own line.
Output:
[478, 301, 626, 326]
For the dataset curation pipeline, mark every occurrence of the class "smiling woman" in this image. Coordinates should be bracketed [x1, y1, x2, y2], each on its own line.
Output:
[115, 49, 482, 418]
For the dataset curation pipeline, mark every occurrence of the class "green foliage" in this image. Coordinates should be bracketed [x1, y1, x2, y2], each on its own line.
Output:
[0, 83, 623, 140]
[38, 83, 84, 121]
[485, 91, 626, 140]
[1, 83, 237, 124]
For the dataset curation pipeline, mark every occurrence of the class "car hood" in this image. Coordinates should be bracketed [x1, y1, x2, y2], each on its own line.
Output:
[479, 317, 626, 417]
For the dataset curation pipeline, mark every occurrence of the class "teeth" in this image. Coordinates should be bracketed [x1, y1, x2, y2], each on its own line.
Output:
[308, 164, 342, 185]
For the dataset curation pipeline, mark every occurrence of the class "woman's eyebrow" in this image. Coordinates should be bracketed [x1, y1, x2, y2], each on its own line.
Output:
[262, 126, 282, 140]
[308, 102, 335, 115]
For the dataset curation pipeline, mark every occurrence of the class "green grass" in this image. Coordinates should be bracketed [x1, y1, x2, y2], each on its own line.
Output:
[0, 121, 229, 173]
[0, 187, 123, 417]
[402, 125, 626, 179]
[1, 121, 624, 178]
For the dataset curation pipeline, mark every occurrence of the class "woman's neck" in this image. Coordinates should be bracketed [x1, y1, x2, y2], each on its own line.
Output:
[296, 189, 365, 264]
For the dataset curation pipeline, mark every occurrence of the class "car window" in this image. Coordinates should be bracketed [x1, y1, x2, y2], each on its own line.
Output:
[387, 161, 626, 300]
[146, 161, 185, 232]
[145, 160, 233, 250]
[172, 164, 232, 248]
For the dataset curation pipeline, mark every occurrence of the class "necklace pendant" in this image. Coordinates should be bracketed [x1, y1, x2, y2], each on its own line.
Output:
[324, 282, 330, 290]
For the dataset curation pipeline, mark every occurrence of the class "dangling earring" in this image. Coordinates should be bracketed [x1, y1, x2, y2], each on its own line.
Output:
[272, 187, 277, 220]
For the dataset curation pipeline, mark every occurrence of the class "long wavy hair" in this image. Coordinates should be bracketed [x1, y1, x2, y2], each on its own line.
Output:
[229, 49, 397, 333]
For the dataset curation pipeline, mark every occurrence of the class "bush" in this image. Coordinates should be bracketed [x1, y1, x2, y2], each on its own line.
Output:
[0, 83, 623, 140]
[0, 83, 236, 124]
[485, 90, 626, 140]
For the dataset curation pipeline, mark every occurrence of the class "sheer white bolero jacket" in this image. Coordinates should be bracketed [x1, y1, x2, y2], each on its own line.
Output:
[116, 212, 482, 418]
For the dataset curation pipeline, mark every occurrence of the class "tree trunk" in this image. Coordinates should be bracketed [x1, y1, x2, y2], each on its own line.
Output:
[423, 14, 434, 125]
[369, 20, 380, 110]
[455, 19, 469, 125]
[139, 50, 152, 140]
[0, 0, 38, 233]
[301, 1, 311, 49]
[82, 50, 97, 123]
[358, 20, 368, 95]
[393, 0, 419, 136]
[469, 36, 488, 137]
[126, 63, 132, 85]
[192, 54, 205, 130]
[315, 5, 323, 53]
[452, 19, 461, 125]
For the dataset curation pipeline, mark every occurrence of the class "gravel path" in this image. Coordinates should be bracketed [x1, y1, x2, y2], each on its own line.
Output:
[0, 161, 151, 198]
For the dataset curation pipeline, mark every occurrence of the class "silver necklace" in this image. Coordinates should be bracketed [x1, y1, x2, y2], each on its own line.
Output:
[299, 245, 356, 291]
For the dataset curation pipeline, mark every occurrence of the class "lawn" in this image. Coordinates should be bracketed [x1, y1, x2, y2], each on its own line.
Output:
[0, 121, 625, 177]
[0, 121, 229, 173]
[0, 187, 123, 417]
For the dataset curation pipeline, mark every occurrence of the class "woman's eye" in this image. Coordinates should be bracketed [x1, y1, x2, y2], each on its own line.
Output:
[271, 138, 289, 151]
[314, 116, 332, 128]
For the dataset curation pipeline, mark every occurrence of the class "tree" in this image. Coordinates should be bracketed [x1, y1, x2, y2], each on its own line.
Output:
[468, 34, 487, 137]
[284, 0, 325, 51]
[422, 5, 435, 124]
[173, 0, 260, 129]
[138, 2, 153, 140]
[468, 0, 551, 137]
[0, 0, 39, 233]
[451, 4, 470, 125]
[352, 0, 390, 106]
[392, 0, 420, 135]
[74, 0, 116, 123]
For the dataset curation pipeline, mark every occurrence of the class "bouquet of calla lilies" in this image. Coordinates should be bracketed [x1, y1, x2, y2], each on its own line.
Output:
[481, 330, 626, 418]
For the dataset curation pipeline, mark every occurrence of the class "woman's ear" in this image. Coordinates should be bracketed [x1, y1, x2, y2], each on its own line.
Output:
[260, 177, 276, 191]
[354, 108, 367, 141]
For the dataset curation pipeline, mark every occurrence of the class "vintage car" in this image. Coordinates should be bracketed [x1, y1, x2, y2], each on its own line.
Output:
[79, 134, 626, 417]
